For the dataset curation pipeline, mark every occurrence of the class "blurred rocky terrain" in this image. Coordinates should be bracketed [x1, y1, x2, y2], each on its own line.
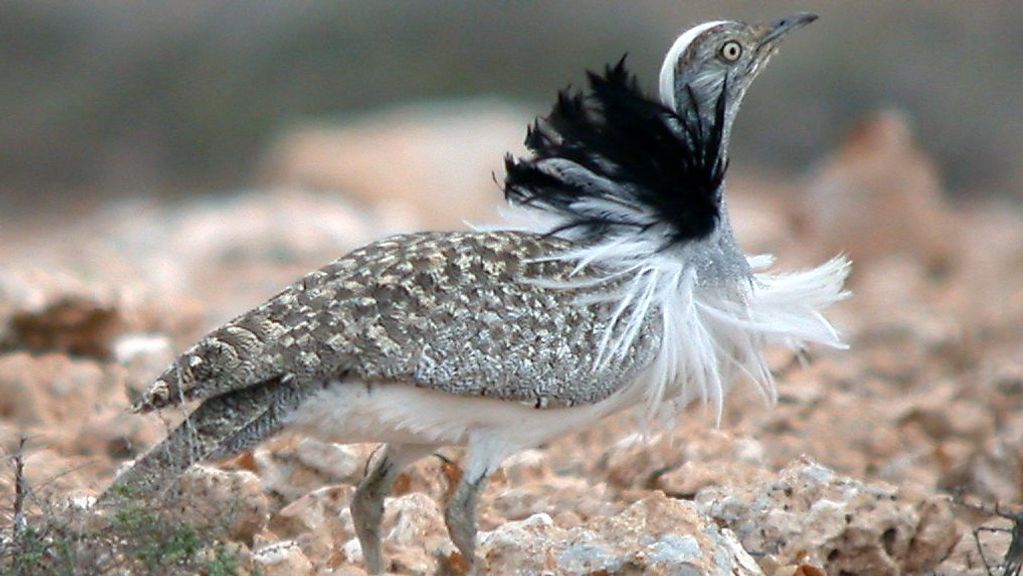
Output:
[1, 102, 1022, 576]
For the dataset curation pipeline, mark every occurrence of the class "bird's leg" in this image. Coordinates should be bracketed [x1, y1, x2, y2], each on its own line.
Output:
[352, 443, 431, 574]
[445, 469, 490, 572]
[444, 434, 512, 573]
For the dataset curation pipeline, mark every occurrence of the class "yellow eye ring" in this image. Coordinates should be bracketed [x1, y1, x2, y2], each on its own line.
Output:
[720, 40, 742, 62]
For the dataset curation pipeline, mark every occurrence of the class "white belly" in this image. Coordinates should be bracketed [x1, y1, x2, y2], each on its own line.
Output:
[286, 379, 635, 450]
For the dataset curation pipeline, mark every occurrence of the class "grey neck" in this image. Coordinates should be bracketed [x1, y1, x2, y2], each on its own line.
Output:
[673, 73, 743, 154]
[670, 187, 752, 288]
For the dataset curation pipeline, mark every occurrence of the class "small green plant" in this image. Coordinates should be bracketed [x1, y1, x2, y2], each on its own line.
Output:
[111, 502, 205, 571]
[1, 447, 249, 575]
[206, 543, 243, 576]
[2, 507, 248, 575]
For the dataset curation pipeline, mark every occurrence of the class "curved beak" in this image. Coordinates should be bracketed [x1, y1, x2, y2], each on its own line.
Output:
[759, 12, 818, 47]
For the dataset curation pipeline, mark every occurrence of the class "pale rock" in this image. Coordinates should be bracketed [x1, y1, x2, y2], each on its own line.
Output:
[295, 438, 364, 483]
[0, 270, 127, 359]
[937, 517, 1011, 576]
[338, 504, 357, 535]
[500, 448, 551, 483]
[385, 492, 446, 547]
[734, 437, 766, 465]
[393, 452, 450, 501]
[489, 475, 620, 523]
[0, 351, 161, 475]
[256, 439, 377, 501]
[308, 491, 451, 574]
[600, 432, 667, 488]
[382, 492, 450, 574]
[480, 493, 763, 575]
[903, 490, 961, 573]
[253, 540, 314, 576]
[262, 99, 531, 230]
[28, 189, 381, 327]
[897, 389, 993, 443]
[598, 428, 772, 498]
[64, 488, 99, 511]
[171, 465, 270, 544]
[73, 407, 164, 462]
[270, 485, 354, 561]
[697, 458, 961, 575]
[801, 109, 956, 273]
[657, 459, 772, 499]
[342, 536, 363, 565]
[112, 332, 172, 365]
[113, 332, 175, 392]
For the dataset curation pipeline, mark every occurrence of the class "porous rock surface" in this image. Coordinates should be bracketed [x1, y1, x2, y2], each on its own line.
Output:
[697, 459, 960, 575]
[480, 493, 764, 575]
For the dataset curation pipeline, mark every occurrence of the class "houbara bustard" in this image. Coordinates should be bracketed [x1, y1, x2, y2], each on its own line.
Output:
[104, 13, 847, 573]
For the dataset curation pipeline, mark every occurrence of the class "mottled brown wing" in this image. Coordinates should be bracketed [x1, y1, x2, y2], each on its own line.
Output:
[133, 233, 401, 412]
[271, 231, 659, 407]
[135, 231, 658, 412]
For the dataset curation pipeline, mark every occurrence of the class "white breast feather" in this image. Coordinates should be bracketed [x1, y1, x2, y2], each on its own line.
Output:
[527, 233, 850, 426]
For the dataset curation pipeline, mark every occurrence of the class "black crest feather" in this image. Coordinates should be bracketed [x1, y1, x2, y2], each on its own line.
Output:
[504, 56, 728, 246]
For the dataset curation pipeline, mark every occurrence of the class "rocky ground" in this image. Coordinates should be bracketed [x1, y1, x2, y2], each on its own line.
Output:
[0, 103, 1021, 575]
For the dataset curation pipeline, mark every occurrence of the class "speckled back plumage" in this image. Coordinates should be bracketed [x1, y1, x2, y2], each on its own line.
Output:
[135, 231, 661, 414]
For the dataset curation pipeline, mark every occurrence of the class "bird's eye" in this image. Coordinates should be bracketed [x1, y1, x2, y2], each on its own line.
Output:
[719, 40, 743, 62]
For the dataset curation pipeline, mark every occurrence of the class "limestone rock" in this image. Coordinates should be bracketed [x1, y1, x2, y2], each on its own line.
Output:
[294, 438, 364, 483]
[697, 458, 961, 575]
[489, 475, 621, 525]
[269, 485, 355, 561]
[253, 540, 314, 576]
[254, 439, 376, 501]
[382, 492, 451, 574]
[656, 458, 772, 499]
[169, 465, 270, 544]
[597, 429, 773, 497]
[480, 493, 763, 575]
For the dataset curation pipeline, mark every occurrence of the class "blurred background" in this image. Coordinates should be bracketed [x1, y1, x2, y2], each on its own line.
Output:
[2, 3, 1023, 574]
[3, 1, 1023, 212]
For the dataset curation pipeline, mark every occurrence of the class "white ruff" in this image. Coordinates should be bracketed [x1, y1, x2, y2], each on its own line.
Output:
[528, 233, 850, 426]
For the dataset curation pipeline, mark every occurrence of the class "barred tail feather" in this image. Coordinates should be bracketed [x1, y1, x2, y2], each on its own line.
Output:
[133, 314, 286, 413]
[106, 376, 316, 499]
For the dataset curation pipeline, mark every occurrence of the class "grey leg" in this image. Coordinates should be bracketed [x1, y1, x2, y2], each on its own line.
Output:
[352, 443, 432, 574]
[443, 433, 513, 573]
[445, 469, 491, 571]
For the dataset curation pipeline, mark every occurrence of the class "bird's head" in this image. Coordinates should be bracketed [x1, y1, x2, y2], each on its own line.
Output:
[659, 13, 818, 147]
[504, 13, 819, 264]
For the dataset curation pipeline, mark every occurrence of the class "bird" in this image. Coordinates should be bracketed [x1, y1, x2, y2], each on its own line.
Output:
[103, 13, 848, 574]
